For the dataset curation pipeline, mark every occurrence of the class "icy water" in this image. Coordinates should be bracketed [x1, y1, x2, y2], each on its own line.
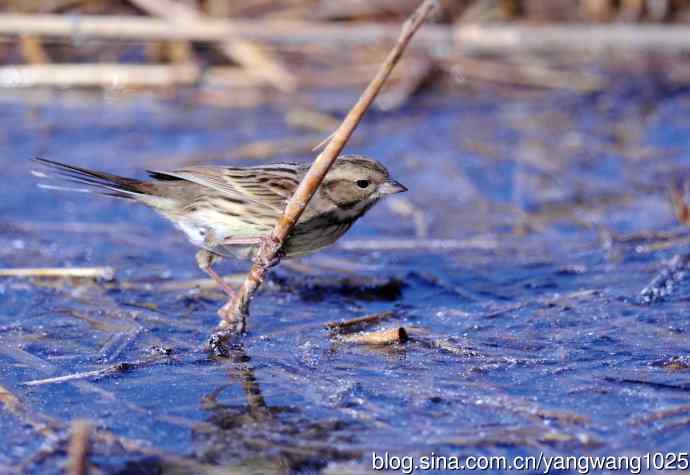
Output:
[2, 85, 690, 474]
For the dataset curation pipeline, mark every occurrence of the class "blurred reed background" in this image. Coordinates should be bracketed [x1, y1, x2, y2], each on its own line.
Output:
[1, 0, 690, 108]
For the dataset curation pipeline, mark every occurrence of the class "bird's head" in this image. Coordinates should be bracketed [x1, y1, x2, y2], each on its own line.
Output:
[321, 155, 407, 212]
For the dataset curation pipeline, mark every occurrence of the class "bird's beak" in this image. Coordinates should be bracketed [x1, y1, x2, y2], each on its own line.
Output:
[379, 179, 408, 195]
[379, 180, 407, 195]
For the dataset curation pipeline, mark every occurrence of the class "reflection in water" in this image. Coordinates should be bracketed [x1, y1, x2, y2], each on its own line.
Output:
[195, 344, 359, 473]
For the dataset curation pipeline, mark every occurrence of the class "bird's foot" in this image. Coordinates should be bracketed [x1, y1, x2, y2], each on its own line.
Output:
[255, 234, 284, 268]
[209, 307, 246, 357]
[208, 329, 233, 357]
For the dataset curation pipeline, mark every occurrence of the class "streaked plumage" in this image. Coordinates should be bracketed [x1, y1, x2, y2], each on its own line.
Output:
[32, 155, 407, 298]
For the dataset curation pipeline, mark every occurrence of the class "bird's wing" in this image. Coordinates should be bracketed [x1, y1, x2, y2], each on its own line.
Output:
[147, 165, 301, 213]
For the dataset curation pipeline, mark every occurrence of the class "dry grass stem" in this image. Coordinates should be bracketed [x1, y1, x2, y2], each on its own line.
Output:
[0, 13, 449, 45]
[21, 354, 171, 386]
[634, 236, 690, 253]
[19, 34, 49, 64]
[67, 420, 92, 475]
[127, 0, 297, 91]
[0, 266, 115, 279]
[311, 131, 336, 153]
[1, 14, 690, 53]
[325, 310, 396, 333]
[212, 0, 438, 341]
[0, 63, 199, 88]
[336, 327, 409, 345]
[453, 23, 690, 53]
[670, 180, 690, 226]
[116, 275, 246, 292]
[0, 384, 22, 413]
[337, 237, 500, 251]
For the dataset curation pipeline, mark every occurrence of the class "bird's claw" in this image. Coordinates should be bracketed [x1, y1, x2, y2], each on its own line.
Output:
[256, 234, 284, 268]
[210, 308, 246, 356]
[208, 332, 231, 357]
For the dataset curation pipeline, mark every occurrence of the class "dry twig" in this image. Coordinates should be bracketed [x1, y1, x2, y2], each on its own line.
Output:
[210, 0, 437, 349]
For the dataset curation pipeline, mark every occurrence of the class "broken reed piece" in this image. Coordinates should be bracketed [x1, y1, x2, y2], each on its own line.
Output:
[19, 34, 49, 64]
[6, 14, 690, 53]
[116, 274, 245, 292]
[212, 0, 438, 344]
[669, 180, 690, 226]
[128, 0, 297, 91]
[0, 12, 447, 46]
[0, 266, 115, 280]
[21, 353, 173, 387]
[325, 310, 396, 334]
[22, 366, 130, 386]
[0, 384, 21, 413]
[0, 63, 199, 88]
[336, 326, 409, 345]
[67, 420, 92, 475]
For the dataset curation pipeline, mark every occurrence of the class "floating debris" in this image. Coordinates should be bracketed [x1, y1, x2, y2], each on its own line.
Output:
[335, 327, 409, 346]
[639, 254, 690, 304]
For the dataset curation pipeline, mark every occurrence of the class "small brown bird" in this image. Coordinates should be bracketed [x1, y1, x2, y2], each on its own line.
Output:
[33, 156, 407, 299]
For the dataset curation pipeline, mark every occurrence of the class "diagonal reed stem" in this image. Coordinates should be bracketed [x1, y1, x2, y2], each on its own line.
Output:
[215, 0, 437, 340]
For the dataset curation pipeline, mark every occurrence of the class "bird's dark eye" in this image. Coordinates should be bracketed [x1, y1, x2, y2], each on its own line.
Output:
[356, 179, 370, 189]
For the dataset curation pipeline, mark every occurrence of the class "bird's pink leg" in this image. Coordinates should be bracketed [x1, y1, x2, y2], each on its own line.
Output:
[211, 236, 262, 325]
[222, 237, 263, 246]
[212, 235, 283, 330]
[196, 249, 235, 299]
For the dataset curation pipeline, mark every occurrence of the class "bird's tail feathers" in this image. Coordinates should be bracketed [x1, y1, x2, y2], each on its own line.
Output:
[32, 158, 151, 201]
